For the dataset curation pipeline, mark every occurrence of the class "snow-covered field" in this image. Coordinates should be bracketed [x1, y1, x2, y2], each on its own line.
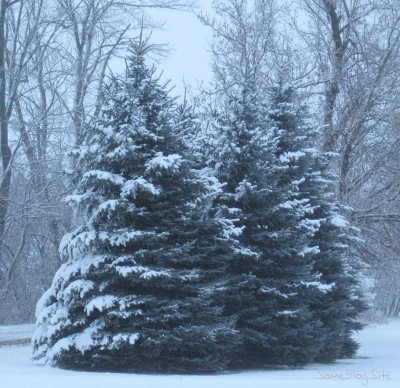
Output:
[0, 320, 398, 388]
[0, 324, 34, 344]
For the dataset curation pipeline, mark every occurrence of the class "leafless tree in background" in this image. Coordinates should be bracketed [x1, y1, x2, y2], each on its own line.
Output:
[193, 0, 282, 165]
[0, 0, 55, 322]
[0, 0, 194, 323]
[198, 0, 279, 95]
[54, 0, 195, 145]
[292, 0, 400, 317]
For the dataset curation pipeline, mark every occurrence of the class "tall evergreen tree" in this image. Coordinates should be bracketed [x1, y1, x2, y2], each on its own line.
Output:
[32, 38, 239, 373]
[207, 83, 364, 368]
[271, 87, 366, 362]
[206, 86, 325, 368]
[266, 85, 365, 363]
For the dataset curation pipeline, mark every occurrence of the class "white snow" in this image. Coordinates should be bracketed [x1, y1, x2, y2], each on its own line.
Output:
[122, 178, 160, 199]
[96, 199, 120, 213]
[110, 333, 139, 348]
[70, 326, 101, 355]
[330, 215, 349, 228]
[233, 246, 259, 257]
[279, 151, 306, 163]
[46, 326, 107, 360]
[82, 170, 125, 186]
[298, 218, 322, 234]
[65, 192, 96, 206]
[58, 280, 96, 303]
[116, 265, 171, 279]
[98, 230, 147, 246]
[234, 180, 257, 201]
[299, 246, 320, 257]
[0, 324, 34, 343]
[1, 319, 400, 387]
[291, 177, 306, 187]
[60, 230, 97, 257]
[259, 286, 290, 299]
[85, 296, 117, 315]
[277, 310, 299, 317]
[302, 281, 335, 293]
[80, 255, 109, 276]
[116, 265, 148, 277]
[139, 269, 172, 279]
[278, 198, 309, 210]
[145, 153, 183, 174]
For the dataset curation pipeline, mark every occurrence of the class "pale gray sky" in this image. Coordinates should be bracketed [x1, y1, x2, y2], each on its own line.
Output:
[149, 1, 214, 98]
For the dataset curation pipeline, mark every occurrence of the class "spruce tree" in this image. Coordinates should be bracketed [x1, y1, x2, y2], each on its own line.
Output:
[268, 85, 365, 363]
[207, 86, 328, 368]
[206, 83, 364, 368]
[32, 38, 238, 373]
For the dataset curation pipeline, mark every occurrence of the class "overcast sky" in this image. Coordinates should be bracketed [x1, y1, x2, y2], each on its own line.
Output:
[149, 1, 214, 98]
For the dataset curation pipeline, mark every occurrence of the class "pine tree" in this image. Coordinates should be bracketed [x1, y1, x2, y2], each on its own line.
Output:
[32, 38, 239, 373]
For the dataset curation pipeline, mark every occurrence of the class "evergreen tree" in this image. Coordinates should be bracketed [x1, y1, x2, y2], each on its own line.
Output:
[207, 83, 364, 368]
[32, 38, 239, 373]
[206, 86, 326, 368]
[267, 85, 365, 363]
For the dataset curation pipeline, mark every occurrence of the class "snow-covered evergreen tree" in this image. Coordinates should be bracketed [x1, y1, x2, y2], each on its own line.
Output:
[32, 38, 239, 373]
[267, 85, 365, 363]
[206, 83, 364, 368]
[205, 85, 327, 368]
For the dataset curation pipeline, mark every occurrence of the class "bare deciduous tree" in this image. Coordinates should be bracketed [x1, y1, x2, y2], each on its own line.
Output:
[293, 0, 400, 317]
[198, 0, 279, 97]
[0, 0, 195, 323]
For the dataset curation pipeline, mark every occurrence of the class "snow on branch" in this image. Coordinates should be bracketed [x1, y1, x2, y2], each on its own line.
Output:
[145, 152, 183, 175]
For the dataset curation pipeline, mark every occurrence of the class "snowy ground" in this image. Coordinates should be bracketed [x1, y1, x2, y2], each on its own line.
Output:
[0, 320, 398, 388]
[0, 324, 34, 344]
